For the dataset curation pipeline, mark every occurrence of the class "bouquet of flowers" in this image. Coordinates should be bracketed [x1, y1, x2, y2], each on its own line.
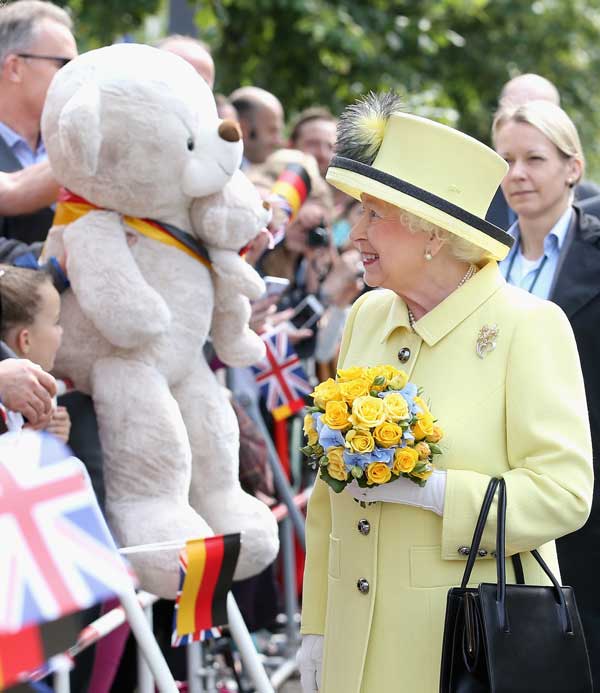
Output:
[301, 365, 443, 493]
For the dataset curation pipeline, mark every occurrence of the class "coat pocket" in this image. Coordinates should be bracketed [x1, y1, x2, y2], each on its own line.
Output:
[328, 534, 341, 579]
[410, 545, 498, 588]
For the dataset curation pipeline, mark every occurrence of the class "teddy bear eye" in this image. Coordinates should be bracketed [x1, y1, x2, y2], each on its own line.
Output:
[187, 137, 195, 151]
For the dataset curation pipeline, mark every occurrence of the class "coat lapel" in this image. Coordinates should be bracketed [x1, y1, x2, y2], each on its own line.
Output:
[551, 208, 600, 318]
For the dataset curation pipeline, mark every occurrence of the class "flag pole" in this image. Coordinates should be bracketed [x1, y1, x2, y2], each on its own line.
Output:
[118, 582, 178, 692]
[226, 593, 275, 693]
[241, 395, 306, 548]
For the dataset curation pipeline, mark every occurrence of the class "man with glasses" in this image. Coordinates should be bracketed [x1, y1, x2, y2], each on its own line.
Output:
[0, 3, 104, 565]
[0, 0, 77, 244]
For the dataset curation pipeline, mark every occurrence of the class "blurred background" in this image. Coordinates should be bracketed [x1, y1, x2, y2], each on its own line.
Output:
[53, 0, 600, 177]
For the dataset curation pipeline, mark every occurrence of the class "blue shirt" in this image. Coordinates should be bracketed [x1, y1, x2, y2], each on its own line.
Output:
[499, 206, 573, 300]
[0, 120, 47, 169]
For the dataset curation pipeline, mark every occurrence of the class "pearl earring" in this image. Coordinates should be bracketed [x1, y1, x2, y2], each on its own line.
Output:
[424, 249, 433, 261]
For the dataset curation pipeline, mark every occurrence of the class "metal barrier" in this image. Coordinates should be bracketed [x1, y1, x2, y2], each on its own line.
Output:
[31, 483, 311, 692]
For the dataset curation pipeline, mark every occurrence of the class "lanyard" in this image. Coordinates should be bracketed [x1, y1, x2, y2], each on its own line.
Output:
[504, 238, 548, 294]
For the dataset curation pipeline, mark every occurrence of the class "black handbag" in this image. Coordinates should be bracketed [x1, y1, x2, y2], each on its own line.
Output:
[439, 477, 592, 693]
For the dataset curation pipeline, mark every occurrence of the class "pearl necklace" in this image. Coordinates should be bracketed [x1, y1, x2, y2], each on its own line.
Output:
[407, 263, 478, 329]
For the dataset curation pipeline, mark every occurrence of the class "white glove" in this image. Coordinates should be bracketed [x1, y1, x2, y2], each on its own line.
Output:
[345, 469, 447, 516]
[296, 634, 324, 692]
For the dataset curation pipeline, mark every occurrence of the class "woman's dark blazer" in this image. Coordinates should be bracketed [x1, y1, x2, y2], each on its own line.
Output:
[553, 205, 600, 687]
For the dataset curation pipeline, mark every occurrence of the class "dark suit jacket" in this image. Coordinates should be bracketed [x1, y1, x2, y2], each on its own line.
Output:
[551, 206, 600, 686]
[0, 133, 54, 244]
[486, 180, 600, 229]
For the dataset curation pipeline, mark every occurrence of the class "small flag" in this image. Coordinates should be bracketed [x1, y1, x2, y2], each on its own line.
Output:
[0, 431, 133, 635]
[0, 612, 78, 689]
[252, 330, 312, 420]
[173, 535, 240, 643]
[171, 554, 222, 647]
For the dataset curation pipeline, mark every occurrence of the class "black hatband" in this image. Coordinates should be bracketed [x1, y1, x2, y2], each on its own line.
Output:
[329, 156, 513, 249]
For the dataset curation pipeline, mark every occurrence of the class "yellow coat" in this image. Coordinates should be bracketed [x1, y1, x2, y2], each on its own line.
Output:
[300, 261, 593, 693]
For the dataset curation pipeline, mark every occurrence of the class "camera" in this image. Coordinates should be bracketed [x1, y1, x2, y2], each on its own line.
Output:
[307, 225, 330, 248]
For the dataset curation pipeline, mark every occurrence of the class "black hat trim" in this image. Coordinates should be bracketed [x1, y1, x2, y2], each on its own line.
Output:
[329, 155, 513, 249]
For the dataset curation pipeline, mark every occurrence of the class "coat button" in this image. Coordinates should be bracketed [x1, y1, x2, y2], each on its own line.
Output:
[357, 519, 371, 536]
[458, 546, 470, 556]
[397, 347, 411, 363]
[357, 578, 370, 594]
[478, 549, 488, 557]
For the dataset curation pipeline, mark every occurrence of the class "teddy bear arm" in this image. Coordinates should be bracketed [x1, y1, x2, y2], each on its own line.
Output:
[63, 211, 171, 348]
[211, 293, 266, 367]
[209, 248, 265, 300]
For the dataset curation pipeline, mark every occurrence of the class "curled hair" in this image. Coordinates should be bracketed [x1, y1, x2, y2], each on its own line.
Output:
[397, 208, 491, 264]
[0, 265, 51, 339]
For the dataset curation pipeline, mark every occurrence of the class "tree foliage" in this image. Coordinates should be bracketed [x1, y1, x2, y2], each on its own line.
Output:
[54, 0, 161, 48]
[198, 0, 600, 175]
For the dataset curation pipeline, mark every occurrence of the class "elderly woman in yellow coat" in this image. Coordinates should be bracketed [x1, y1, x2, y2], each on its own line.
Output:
[296, 93, 593, 693]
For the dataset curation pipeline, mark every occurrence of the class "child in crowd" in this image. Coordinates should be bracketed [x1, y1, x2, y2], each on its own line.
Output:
[0, 265, 70, 441]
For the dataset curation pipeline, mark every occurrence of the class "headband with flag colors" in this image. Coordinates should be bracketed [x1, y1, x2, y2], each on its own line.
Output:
[270, 163, 312, 220]
[174, 534, 241, 639]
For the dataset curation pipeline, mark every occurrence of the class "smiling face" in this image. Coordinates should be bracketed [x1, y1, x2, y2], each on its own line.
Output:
[350, 194, 429, 293]
[494, 120, 580, 225]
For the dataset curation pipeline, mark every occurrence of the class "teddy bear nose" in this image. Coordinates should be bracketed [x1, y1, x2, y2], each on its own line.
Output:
[218, 120, 242, 143]
[262, 201, 271, 211]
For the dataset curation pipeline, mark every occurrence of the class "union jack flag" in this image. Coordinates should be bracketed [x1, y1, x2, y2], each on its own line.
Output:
[252, 329, 312, 420]
[0, 430, 133, 636]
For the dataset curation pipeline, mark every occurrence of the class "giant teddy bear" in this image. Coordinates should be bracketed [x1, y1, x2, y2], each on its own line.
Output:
[41, 44, 279, 599]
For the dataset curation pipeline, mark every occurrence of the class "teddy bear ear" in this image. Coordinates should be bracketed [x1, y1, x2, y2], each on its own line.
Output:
[58, 82, 102, 176]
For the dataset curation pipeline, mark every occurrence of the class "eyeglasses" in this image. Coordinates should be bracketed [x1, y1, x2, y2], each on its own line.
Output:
[17, 53, 72, 69]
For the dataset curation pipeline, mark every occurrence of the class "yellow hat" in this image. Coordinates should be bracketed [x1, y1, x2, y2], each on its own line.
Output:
[326, 93, 513, 260]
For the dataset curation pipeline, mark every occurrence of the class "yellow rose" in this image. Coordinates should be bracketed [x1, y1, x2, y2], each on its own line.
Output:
[350, 395, 386, 429]
[414, 441, 431, 460]
[412, 412, 435, 441]
[337, 366, 366, 383]
[383, 393, 409, 421]
[303, 413, 319, 445]
[321, 400, 351, 430]
[345, 428, 375, 454]
[326, 446, 348, 481]
[413, 465, 434, 481]
[426, 425, 444, 444]
[367, 365, 398, 390]
[366, 462, 392, 485]
[388, 370, 409, 391]
[312, 378, 343, 409]
[414, 396, 431, 416]
[393, 447, 419, 474]
[373, 421, 403, 448]
[339, 378, 372, 405]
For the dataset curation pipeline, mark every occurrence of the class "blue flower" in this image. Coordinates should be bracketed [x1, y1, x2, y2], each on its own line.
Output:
[313, 412, 324, 433]
[318, 424, 345, 449]
[343, 446, 394, 470]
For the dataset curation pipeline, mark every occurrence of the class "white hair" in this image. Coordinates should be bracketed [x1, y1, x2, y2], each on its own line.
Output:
[397, 208, 492, 264]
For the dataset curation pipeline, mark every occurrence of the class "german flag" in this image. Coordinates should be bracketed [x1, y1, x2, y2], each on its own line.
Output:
[0, 612, 79, 690]
[175, 534, 241, 637]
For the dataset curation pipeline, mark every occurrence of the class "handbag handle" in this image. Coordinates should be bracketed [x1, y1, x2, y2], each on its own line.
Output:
[459, 477, 573, 634]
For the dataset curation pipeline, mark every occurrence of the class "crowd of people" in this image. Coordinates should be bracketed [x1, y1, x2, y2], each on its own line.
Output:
[1, 1, 599, 691]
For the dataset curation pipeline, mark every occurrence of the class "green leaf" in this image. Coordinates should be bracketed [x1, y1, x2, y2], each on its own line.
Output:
[428, 443, 443, 455]
[319, 455, 329, 467]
